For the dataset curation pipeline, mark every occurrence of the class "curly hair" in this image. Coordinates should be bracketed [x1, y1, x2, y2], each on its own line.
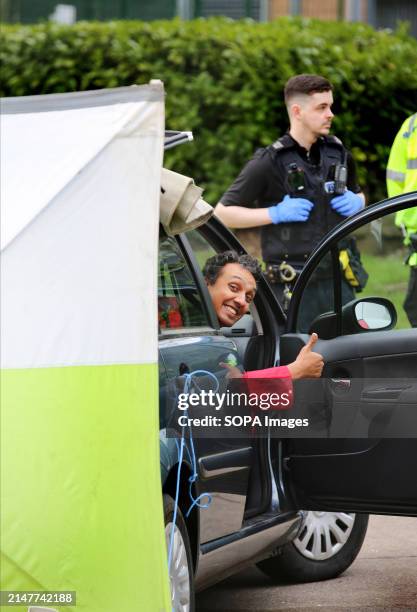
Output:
[203, 250, 262, 285]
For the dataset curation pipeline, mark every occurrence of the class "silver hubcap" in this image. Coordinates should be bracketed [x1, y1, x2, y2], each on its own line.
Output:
[294, 511, 355, 560]
[165, 522, 191, 612]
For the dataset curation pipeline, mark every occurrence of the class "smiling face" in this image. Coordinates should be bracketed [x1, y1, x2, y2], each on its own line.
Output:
[295, 90, 334, 138]
[206, 263, 257, 327]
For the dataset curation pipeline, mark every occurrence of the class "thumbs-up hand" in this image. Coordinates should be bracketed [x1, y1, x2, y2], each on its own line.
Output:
[287, 333, 324, 380]
[299, 332, 318, 354]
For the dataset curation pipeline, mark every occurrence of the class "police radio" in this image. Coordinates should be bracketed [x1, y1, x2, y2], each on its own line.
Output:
[334, 159, 348, 194]
[325, 151, 348, 195]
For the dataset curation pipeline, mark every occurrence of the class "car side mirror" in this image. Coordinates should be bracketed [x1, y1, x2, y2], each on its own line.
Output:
[342, 297, 397, 334]
[308, 297, 397, 339]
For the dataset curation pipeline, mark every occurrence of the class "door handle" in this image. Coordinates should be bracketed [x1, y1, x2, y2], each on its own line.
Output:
[330, 378, 351, 393]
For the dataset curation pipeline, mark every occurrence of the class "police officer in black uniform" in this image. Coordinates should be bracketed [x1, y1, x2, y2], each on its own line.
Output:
[215, 74, 365, 331]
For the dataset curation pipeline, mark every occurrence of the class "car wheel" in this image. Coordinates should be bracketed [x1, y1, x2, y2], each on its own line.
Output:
[164, 494, 195, 612]
[257, 511, 369, 583]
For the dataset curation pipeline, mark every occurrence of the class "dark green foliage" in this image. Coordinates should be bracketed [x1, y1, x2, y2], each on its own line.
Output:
[1, 18, 416, 203]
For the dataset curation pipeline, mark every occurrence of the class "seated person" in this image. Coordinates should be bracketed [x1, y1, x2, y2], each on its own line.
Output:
[203, 251, 324, 380]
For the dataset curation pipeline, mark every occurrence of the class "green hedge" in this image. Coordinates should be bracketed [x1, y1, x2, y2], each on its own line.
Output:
[1, 18, 417, 203]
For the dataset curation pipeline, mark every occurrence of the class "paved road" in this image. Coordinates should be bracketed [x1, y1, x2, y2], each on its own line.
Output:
[196, 515, 417, 611]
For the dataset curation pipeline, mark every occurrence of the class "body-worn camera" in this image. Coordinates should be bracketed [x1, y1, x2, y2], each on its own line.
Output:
[287, 163, 306, 194]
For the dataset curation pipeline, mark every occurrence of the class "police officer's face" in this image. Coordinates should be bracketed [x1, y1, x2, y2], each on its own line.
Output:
[299, 90, 334, 137]
[206, 263, 257, 326]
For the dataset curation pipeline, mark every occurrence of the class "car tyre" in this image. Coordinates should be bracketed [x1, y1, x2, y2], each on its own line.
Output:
[164, 493, 195, 612]
[257, 511, 369, 583]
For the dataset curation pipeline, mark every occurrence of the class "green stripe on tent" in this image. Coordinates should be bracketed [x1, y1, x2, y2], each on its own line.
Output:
[1, 363, 170, 612]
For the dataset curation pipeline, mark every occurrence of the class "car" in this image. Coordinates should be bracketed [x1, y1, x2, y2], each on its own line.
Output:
[159, 137, 417, 611]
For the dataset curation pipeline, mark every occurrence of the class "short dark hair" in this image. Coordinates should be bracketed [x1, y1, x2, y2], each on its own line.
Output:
[203, 250, 262, 285]
[284, 74, 332, 105]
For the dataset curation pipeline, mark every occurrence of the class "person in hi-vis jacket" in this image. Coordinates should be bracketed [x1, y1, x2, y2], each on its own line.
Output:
[387, 112, 417, 327]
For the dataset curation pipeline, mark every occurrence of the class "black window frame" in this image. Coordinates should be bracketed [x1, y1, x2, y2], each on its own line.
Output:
[286, 193, 417, 335]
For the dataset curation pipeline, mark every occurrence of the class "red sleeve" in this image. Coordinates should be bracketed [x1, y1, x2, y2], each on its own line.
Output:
[242, 365, 291, 379]
[241, 366, 293, 410]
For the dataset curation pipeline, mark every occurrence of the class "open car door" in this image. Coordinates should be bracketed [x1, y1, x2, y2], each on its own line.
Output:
[280, 192, 417, 517]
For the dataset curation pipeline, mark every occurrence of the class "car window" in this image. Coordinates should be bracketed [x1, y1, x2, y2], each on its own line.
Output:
[295, 206, 413, 333]
[186, 229, 217, 270]
[158, 233, 209, 330]
[297, 251, 335, 333]
[342, 213, 411, 330]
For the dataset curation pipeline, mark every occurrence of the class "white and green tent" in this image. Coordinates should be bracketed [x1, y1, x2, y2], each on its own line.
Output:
[1, 84, 171, 611]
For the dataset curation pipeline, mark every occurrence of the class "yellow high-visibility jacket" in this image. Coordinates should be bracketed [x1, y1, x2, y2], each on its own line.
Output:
[386, 113, 417, 267]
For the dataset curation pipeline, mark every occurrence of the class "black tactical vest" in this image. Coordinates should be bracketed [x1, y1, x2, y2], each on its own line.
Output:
[261, 134, 346, 265]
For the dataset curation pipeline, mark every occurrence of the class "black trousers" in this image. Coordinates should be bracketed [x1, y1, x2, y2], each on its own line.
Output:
[269, 276, 355, 333]
[404, 267, 417, 328]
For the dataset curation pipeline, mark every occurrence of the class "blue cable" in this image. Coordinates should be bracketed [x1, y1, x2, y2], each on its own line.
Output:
[185, 423, 212, 518]
[168, 369, 218, 572]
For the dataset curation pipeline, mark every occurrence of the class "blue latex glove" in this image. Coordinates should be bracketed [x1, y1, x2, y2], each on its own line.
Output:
[330, 190, 363, 217]
[268, 195, 314, 224]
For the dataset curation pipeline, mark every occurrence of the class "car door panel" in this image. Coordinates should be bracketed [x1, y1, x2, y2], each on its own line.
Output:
[281, 329, 417, 367]
[286, 439, 417, 515]
[281, 195, 417, 517]
[160, 334, 255, 542]
[280, 330, 417, 514]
